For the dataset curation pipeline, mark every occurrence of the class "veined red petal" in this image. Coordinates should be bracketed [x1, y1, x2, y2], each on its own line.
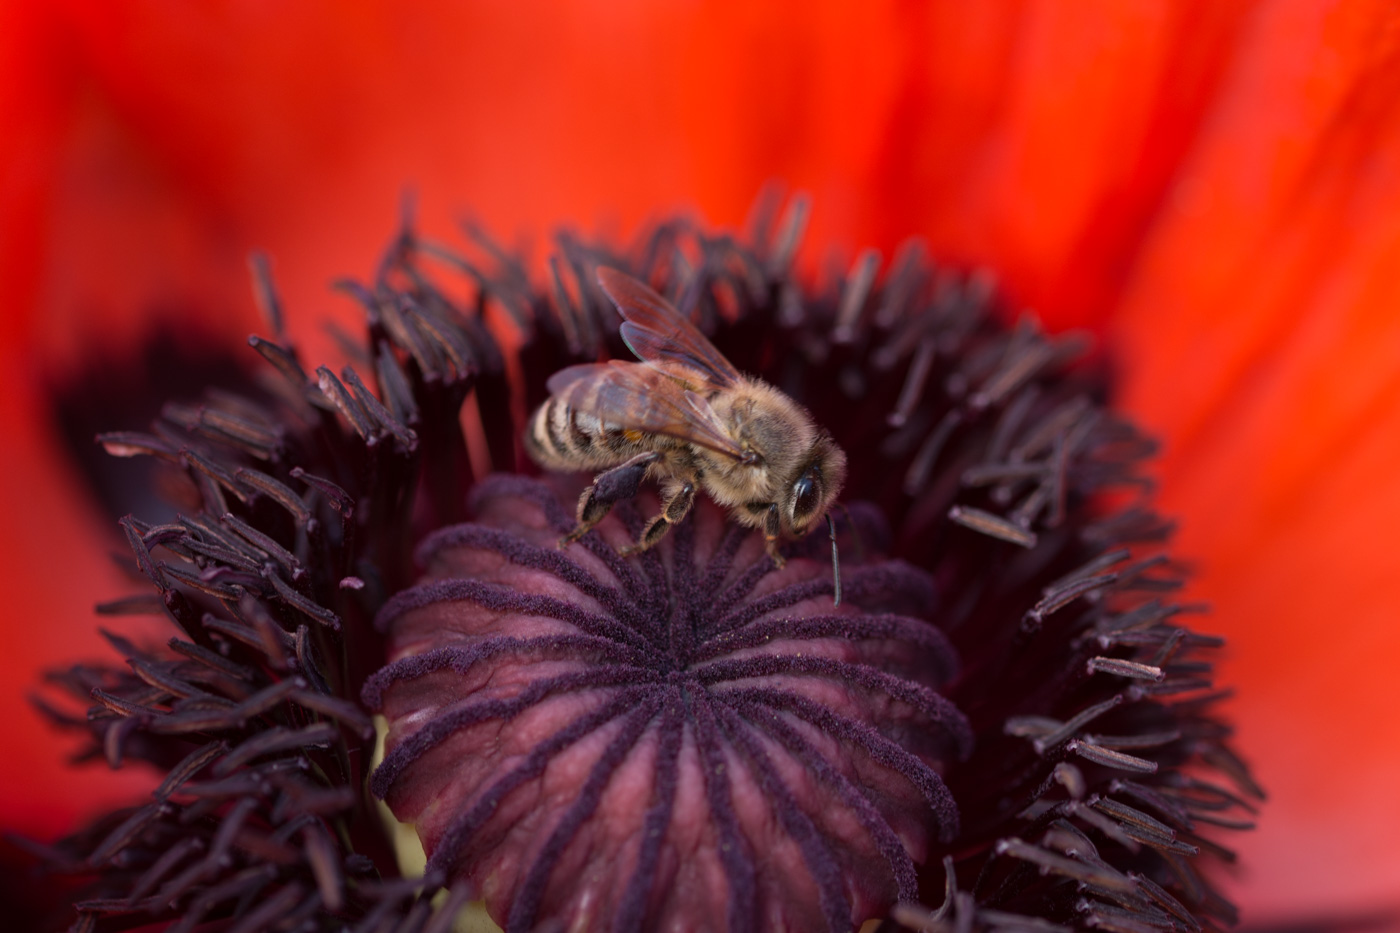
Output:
[1114, 2, 1400, 920]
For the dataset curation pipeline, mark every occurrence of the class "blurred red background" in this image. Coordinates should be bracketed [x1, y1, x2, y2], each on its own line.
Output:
[3, 0, 1398, 925]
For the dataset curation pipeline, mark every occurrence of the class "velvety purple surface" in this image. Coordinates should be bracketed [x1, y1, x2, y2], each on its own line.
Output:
[366, 475, 968, 932]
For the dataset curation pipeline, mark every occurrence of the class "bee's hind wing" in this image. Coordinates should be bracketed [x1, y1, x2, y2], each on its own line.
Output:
[596, 267, 741, 388]
[546, 363, 609, 396]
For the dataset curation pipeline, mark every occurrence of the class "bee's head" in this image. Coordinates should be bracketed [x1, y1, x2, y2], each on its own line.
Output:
[784, 433, 847, 536]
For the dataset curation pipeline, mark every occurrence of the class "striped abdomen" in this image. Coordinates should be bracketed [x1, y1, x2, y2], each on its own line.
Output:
[526, 395, 648, 472]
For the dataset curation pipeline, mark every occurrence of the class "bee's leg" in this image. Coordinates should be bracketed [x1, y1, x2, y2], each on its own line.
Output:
[560, 452, 661, 546]
[620, 479, 696, 556]
[762, 503, 786, 569]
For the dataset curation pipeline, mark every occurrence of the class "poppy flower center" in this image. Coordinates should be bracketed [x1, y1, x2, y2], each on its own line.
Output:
[365, 475, 967, 931]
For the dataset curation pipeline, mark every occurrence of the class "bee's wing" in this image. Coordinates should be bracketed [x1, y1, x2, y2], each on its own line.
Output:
[552, 360, 746, 461]
[596, 267, 741, 389]
[545, 363, 613, 396]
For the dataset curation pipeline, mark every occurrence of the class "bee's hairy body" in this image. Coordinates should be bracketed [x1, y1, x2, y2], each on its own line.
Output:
[525, 268, 846, 562]
[529, 373, 824, 524]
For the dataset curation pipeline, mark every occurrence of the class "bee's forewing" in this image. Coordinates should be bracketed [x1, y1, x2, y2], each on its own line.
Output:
[560, 360, 745, 461]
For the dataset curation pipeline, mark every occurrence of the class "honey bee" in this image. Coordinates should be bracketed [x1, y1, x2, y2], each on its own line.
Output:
[526, 267, 847, 584]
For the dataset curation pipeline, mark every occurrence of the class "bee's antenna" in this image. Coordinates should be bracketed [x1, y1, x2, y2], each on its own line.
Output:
[826, 511, 842, 607]
[836, 502, 865, 564]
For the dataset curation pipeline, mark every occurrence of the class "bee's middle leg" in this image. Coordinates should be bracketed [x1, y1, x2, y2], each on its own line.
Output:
[560, 452, 661, 546]
[620, 478, 697, 556]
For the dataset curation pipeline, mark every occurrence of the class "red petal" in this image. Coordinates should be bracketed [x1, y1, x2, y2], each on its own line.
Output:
[1114, 3, 1400, 920]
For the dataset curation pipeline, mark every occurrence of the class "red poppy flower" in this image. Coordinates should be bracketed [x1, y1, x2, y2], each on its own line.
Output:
[3, 1, 1398, 929]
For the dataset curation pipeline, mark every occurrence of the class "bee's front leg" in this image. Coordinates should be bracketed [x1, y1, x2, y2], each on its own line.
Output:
[560, 451, 661, 547]
[762, 503, 786, 569]
[620, 478, 697, 556]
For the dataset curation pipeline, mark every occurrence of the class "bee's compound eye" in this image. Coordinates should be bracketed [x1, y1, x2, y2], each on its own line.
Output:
[791, 468, 823, 524]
